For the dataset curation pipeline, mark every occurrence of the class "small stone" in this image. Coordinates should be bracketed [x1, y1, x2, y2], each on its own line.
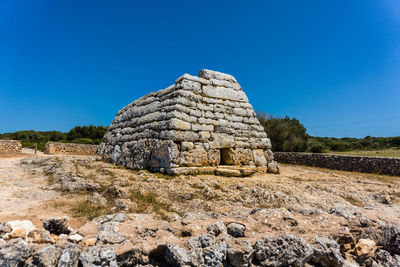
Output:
[207, 221, 227, 236]
[43, 217, 71, 235]
[68, 234, 83, 243]
[0, 222, 11, 237]
[7, 220, 36, 239]
[355, 239, 377, 257]
[88, 192, 107, 206]
[227, 223, 246, 238]
[83, 237, 97, 247]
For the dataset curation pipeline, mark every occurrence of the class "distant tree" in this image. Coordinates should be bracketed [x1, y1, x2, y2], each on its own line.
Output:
[257, 113, 308, 152]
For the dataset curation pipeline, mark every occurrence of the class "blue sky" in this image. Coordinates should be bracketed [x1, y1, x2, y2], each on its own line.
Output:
[1, 0, 399, 137]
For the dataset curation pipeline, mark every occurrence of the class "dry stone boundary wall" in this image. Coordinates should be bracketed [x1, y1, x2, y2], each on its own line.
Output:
[274, 152, 400, 176]
[44, 141, 98, 155]
[0, 140, 22, 153]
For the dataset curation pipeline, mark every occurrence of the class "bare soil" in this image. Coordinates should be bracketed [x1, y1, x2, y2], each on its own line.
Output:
[0, 151, 399, 239]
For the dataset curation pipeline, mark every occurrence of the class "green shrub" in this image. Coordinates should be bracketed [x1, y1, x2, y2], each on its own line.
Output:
[257, 113, 308, 152]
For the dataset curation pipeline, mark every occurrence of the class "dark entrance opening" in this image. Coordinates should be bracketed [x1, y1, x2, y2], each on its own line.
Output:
[220, 148, 232, 165]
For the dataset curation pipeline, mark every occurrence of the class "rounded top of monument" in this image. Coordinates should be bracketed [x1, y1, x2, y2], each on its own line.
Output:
[198, 69, 237, 83]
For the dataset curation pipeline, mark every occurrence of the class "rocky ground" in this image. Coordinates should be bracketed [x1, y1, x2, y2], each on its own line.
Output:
[0, 153, 400, 266]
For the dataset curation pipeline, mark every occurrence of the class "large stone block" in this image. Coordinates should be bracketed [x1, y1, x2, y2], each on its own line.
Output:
[169, 118, 191, 131]
[149, 140, 180, 168]
[179, 145, 208, 167]
[198, 69, 237, 83]
[253, 149, 267, 167]
[202, 85, 249, 102]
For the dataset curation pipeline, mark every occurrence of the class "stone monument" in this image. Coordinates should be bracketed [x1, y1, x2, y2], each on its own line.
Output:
[98, 69, 279, 175]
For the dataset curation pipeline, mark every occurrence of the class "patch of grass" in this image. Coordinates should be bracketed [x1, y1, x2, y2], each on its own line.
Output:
[129, 190, 173, 221]
[71, 201, 110, 220]
[288, 176, 303, 182]
[328, 148, 400, 158]
[343, 196, 364, 207]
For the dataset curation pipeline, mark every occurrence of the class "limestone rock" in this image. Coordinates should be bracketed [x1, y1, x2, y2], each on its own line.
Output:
[88, 192, 107, 206]
[97, 222, 125, 244]
[355, 239, 377, 258]
[0, 238, 32, 267]
[310, 236, 344, 266]
[0, 222, 11, 237]
[7, 220, 36, 239]
[165, 243, 193, 267]
[383, 223, 400, 255]
[32, 245, 62, 267]
[207, 221, 227, 237]
[79, 246, 118, 267]
[58, 247, 81, 267]
[254, 234, 313, 267]
[43, 217, 71, 235]
[227, 223, 246, 238]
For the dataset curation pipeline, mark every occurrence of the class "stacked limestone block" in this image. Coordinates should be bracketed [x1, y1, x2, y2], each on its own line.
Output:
[98, 69, 279, 174]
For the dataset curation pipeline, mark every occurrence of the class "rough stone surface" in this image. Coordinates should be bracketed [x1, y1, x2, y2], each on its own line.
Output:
[97, 222, 125, 244]
[80, 246, 118, 267]
[43, 217, 71, 235]
[0, 140, 22, 153]
[44, 141, 98, 155]
[0, 238, 32, 267]
[254, 233, 314, 267]
[207, 221, 227, 236]
[32, 245, 63, 267]
[310, 236, 345, 266]
[383, 223, 400, 255]
[98, 69, 278, 174]
[227, 222, 246, 238]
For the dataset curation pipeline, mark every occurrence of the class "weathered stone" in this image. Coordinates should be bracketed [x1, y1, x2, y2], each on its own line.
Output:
[7, 220, 36, 239]
[97, 222, 125, 244]
[88, 192, 107, 206]
[383, 223, 400, 255]
[310, 236, 345, 266]
[227, 223, 246, 238]
[254, 234, 313, 267]
[180, 145, 208, 167]
[43, 217, 71, 235]
[355, 239, 377, 258]
[0, 238, 32, 267]
[58, 246, 80, 267]
[80, 246, 118, 267]
[199, 69, 237, 82]
[32, 245, 62, 267]
[165, 243, 193, 267]
[267, 161, 280, 174]
[0, 222, 11, 237]
[253, 149, 267, 167]
[207, 221, 227, 236]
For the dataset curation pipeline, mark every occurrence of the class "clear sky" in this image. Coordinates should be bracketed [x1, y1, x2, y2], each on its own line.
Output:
[1, 0, 399, 137]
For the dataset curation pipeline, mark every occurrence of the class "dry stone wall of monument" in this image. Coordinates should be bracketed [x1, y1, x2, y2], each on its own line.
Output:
[274, 152, 400, 176]
[44, 141, 98, 155]
[0, 140, 22, 153]
[98, 69, 278, 174]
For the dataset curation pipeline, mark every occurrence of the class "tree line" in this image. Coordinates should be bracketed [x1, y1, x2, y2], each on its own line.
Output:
[1, 116, 399, 153]
[0, 125, 108, 150]
[257, 112, 400, 153]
